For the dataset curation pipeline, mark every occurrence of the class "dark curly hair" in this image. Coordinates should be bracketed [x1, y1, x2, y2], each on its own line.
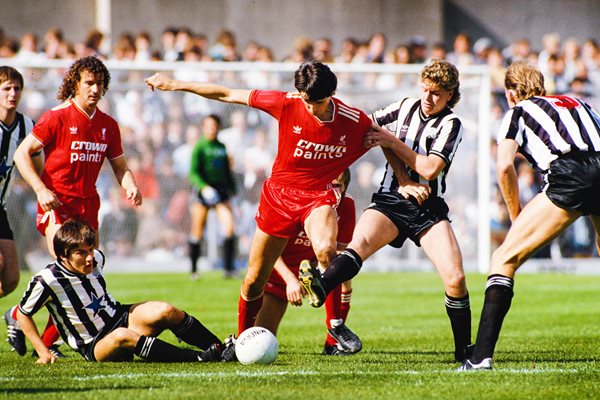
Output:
[57, 56, 110, 102]
[294, 61, 337, 101]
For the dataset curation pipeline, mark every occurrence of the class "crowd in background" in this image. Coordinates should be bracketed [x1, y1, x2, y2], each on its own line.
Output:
[2, 26, 599, 268]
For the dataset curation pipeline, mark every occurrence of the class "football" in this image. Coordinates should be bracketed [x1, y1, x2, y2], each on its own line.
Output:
[235, 326, 278, 365]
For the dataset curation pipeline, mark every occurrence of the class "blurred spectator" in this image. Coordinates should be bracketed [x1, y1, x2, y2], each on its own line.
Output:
[208, 29, 240, 61]
[336, 37, 358, 63]
[538, 32, 561, 75]
[99, 187, 139, 256]
[366, 32, 386, 63]
[285, 36, 313, 62]
[173, 123, 201, 178]
[15, 32, 42, 61]
[472, 37, 493, 64]
[135, 31, 153, 62]
[313, 37, 335, 63]
[160, 27, 179, 61]
[447, 32, 474, 66]
[505, 38, 531, 64]
[408, 36, 428, 63]
[428, 42, 447, 61]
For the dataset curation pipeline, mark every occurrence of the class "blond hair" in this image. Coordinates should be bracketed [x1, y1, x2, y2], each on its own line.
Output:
[421, 59, 461, 108]
[504, 61, 546, 102]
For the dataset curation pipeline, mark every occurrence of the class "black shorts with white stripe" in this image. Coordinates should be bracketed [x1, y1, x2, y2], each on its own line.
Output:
[367, 192, 450, 248]
[546, 152, 600, 215]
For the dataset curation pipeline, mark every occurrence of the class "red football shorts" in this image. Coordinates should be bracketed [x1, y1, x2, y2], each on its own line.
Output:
[255, 178, 341, 238]
[36, 193, 101, 235]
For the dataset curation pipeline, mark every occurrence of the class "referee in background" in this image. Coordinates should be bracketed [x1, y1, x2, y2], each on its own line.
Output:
[460, 61, 600, 370]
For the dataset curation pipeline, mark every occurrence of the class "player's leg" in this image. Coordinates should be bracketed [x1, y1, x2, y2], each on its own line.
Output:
[215, 201, 237, 277]
[239, 227, 288, 335]
[301, 209, 398, 307]
[589, 215, 600, 255]
[419, 220, 471, 362]
[0, 239, 19, 297]
[466, 193, 579, 369]
[323, 282, 362, 354]
[127, 301, 221, 350]
[303, 204, 338, 269]
[94, 326, 220, 363]
[189, 202, 209, 279]
[255, 293, 288, 336]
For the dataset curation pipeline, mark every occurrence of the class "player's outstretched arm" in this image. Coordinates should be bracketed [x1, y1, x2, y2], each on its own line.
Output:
[17, 309, 57, 364]
[144, 73, 251, 105]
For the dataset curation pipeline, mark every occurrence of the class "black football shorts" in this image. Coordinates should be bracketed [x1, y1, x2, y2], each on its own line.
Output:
[546, 152, 600, 215]
[366, 192, 450, 248]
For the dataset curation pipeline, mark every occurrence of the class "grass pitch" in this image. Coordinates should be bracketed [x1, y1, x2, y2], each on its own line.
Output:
[1, 271, 599, 399]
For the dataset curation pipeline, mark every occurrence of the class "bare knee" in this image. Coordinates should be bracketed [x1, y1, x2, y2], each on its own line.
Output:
[151, 302, 180, 324]
[109, 328, 139, 349]
[443, 269, 467, 296]
[312, 241, 337, 266]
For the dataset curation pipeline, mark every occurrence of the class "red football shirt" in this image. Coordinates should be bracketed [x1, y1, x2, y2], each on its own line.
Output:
[32, 100, 124, 199]
[270, 195, 356, 286]
[249, 90, 371, 190]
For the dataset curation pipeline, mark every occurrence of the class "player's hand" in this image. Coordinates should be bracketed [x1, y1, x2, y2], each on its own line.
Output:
[35, 349, 57, 365]
[363, 124, 397, 149]
[144, 73, 173, 92]
[201, 186, 220, 206]
[286, 277, 306, 307]
[126, 186, 143, 207]
[398, 182, 432, 204]
[36, 187, 62, 211]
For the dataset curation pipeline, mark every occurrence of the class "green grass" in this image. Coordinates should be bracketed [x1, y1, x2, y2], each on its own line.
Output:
[1, 271, 599, 399]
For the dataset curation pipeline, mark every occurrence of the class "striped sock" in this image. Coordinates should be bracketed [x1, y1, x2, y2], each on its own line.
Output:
[472, 274, 515, 363]
[445, 292, 471, 359]
[134, 336, 200, 362]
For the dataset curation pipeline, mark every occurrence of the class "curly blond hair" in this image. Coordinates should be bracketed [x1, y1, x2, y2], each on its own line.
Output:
[504, 61, 546, 102]
[421, 59, 461, 108]
[57, 56, 110, 102]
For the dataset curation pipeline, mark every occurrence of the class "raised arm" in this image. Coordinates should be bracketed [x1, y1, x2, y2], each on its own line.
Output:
[17, 309, 57, 364]
[14, 135, 62, 211]
[496, 138, 521, 221]
[145, 73, 251, 105]
[365, 125, 446, 180]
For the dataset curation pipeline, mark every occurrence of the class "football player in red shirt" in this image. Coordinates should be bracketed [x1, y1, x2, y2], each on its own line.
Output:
[7, 56, 142, 358]
[146, 62, 373, 358]
[255, 169, 361, 355]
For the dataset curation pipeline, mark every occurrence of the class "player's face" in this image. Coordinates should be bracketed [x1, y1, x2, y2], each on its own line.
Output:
[202, 117, 219, 140]
[74, 70, 104, 110]
[63, 245, 95, 275]
[420, 81, 453, 117]
[0, 79, 22, 113]
[332, 173, 347, 196]
[300, 93, 331, 120]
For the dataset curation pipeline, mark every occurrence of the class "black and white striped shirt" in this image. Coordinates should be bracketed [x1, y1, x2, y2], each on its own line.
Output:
[498, 95, 600, 172]
[371, 98, 463, 197]
[18, 251, 122, 352]
[0, 112, 34, 206]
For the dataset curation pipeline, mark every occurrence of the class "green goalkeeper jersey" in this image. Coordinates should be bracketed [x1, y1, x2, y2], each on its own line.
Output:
[189, 137, 236, 193]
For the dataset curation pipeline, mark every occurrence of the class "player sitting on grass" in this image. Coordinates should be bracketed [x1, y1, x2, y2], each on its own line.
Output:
[16, 219, 224, 364]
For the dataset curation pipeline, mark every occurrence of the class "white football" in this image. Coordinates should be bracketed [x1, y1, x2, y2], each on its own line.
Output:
[235, 326, 278, 365]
